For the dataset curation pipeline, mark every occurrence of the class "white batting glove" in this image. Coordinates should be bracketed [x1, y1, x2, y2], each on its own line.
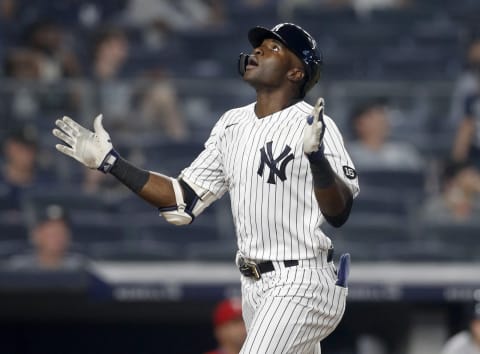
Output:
[303, 97, 326, 162]
[52, 114, 118, 173]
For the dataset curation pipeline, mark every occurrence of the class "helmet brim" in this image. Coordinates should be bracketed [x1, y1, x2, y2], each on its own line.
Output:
[248, 26, 287, 49]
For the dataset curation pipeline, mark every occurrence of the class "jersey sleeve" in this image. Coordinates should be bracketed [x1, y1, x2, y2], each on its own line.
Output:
[323, 115, 360, 198]
[180, 117, 228, 198]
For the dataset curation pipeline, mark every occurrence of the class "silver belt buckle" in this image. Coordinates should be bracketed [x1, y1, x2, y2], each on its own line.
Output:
[239, 257, 261, 280]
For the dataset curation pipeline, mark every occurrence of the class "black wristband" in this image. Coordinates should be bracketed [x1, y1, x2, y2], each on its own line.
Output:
[309, 155, 335, 189]
[110, 156, 150, 194]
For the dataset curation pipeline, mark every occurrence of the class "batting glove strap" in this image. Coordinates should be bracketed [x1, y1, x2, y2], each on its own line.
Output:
[305, 144, 325, 163]
[98, 149, 119, 174]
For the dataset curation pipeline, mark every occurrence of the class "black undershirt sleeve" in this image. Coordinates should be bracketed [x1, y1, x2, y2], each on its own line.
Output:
[309, 155, 353, 227]
[110, 156, 150, 194]
[309, 155, 335, 189]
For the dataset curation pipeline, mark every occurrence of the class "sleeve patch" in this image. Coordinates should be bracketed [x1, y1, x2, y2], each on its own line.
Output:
[342, 166, 357, 179]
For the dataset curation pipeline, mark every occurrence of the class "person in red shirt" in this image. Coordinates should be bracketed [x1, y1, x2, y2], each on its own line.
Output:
[205, 298, 247, 354]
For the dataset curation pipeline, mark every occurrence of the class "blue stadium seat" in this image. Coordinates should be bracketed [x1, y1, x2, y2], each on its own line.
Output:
[352, 190, 409, 217]
[334, 215, 415, 261]
[418, 221, 480, 261]
[185, 240, 237, 261]
[131, 140, 205, 176]
[359, 170, 425, 200]
[70, 213, 128, 244]
[128, 217, 220, 245]
[23, 187, 117, 213]
[0, 214, 29, 258]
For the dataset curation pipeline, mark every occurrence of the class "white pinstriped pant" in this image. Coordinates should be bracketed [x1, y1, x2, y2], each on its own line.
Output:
[238, 253, 347, 354]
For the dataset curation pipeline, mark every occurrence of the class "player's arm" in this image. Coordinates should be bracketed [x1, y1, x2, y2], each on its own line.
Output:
[52, 115, 212, 225]
[452, 116, 475, 162]
[303, 98, 353, 227]
[452, 95, 478, 162]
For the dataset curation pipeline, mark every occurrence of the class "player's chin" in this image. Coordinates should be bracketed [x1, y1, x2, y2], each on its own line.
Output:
[242, 69, 260, 84]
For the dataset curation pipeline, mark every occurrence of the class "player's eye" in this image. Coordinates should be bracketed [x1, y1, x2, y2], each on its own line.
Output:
[272, 45, 280, 52]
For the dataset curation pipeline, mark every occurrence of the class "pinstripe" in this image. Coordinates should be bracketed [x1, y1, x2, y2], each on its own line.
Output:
[314, 267, 332, 342]
[269, 268, 306, 351]
[295, 267, 322, 352]
[235, 112, 258, 251]
[279, 268, 314, 351]
[240, 261, 347, 353]
[181, 101, 357, 352]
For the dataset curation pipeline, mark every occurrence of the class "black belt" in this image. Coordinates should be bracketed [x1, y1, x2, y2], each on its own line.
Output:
[238, 248, 334, 280]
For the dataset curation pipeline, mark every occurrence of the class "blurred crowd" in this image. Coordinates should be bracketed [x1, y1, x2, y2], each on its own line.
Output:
[1, 0, 480, 267]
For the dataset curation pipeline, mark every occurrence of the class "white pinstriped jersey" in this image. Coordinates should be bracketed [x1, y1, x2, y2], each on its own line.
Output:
[181, 100, 359, 261]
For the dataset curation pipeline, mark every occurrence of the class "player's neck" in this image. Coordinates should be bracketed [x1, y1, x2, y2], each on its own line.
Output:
[254, 90, 301, 118]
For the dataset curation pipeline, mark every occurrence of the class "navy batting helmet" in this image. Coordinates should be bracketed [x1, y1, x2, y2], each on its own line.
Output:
[238, 23, 323, 98]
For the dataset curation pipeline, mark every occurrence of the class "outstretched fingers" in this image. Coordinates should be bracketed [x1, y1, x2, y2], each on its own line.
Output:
[307, 97, 325, 126]
[55, 118, 78, 138]
[314, 97, 324, 124]
[52, 128, 75, 147]
[55, 143, 76, 159]
[61, 116, 84, 133]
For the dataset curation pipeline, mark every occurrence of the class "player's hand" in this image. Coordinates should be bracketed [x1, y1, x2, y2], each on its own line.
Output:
[303, 97, 326, 162]
[52, 114, 118, 173]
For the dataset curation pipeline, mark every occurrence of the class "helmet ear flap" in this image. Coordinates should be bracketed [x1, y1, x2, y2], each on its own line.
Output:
[238, 53, 250, 76]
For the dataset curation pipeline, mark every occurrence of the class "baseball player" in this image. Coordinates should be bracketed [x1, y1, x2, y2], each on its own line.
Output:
[205, 297, 247, 354]
[53, 23, 359, 353]
[442, 303, 480, 354]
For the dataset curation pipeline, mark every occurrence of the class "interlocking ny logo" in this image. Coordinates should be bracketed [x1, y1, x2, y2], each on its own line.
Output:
[257, 141, 294, 184]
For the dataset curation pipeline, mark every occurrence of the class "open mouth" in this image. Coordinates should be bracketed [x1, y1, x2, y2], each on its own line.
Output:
[246, 56, 258, 69]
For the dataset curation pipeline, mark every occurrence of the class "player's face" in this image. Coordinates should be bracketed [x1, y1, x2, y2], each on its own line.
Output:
[243, 38, 302, 90]
[471, 319, 480, 345]
[215, 318, 247, 351]
[34, 220, 70, 256]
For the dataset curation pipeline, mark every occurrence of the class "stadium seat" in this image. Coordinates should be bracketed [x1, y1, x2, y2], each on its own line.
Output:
[359, 169, 425, 201]
[418, 221, 480, 261]
[0, 214, 30, 258]
[23, 187, 117, 214]
[334, 213, 414, 261]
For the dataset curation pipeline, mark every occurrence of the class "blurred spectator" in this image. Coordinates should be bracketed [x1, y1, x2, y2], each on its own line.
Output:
[4, 21, 81, 120]
[204, 298, 246, 354]
[450, 38, 480, 126]
[278, 0, 410, 18]
[422, 161, 480, 223]
[6, 204, 88, 270]
[3, 48, 43, 119]
[123, 0, 225, 34]
[0, 0, 14, 20]
[238, 0, 277, 9]
[24, 19, 81, 81]
[0, 0, 18, 45]
[91, 27, 188, 140]
[442, 302, 480, 354]
[278, 0, 352, 18]
[351, 0, 410, 16]
[348, 99, 423, 171]
[451, 39, 480, 167]
[0, 125, 39, 212]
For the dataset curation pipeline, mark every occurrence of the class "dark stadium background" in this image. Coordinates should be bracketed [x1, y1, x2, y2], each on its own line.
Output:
[1, 0, 480, 353]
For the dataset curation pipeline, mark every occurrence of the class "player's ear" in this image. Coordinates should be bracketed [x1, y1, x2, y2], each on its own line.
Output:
[287, 68, 305, 83]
